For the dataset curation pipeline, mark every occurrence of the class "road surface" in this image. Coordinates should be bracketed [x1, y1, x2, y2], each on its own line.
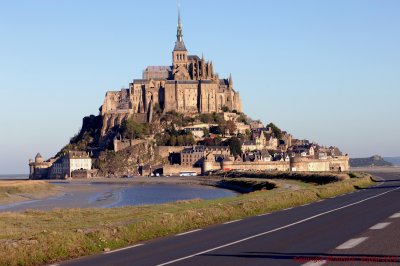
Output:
[60, 171, 400, 266]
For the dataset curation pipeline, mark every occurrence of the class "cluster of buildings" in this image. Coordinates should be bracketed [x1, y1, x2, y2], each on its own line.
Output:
[29, 151, 95, 179]
[158, 119, 349, 175]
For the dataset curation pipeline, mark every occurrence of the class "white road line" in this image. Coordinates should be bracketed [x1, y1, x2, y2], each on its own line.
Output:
[283, 207, 293, 211]
[104, 244, 143, 254]
[257, 213, 270, 217]
[390, 213, 400, 218]
[369, 222, 391, 230]
[302, 203, 310, 206]
[155, 186, 400, 266]
[336, 237, 368, 250]
[223, 219, 241, 224]
[176, 229, 202, 236]
[373, 175, 385, 187]
[301, 260, 327, 266]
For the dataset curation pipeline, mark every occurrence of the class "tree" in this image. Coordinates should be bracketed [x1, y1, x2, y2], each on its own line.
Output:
[199, 113, 212, 123]
[212, 112, 224, 123]
[169, 136, 177, 146]
[267, 122, 283, 139]
[124, 118, 145, 139]
[183, 116, 195, 126]
[228, 137, 242, 158]
[177, 135, 185, 146]
[202, 127, 210, 137]
[185, 134, 196, 145]
[202, 137, 214, 146]
[217, 120, 227, 136]
[226, 120, 237, 135]
[221, 105, 230, 112]
[238, 113, 248, 124]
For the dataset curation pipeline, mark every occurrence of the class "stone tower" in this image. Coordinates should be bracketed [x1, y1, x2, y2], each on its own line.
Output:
[172, 9, 189, 80]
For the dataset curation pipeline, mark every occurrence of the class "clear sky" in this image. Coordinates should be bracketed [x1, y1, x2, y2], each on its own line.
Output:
[1, 0, 399, 174]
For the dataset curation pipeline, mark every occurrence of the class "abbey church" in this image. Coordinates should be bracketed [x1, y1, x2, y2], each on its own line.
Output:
[101, 11, 242, 135]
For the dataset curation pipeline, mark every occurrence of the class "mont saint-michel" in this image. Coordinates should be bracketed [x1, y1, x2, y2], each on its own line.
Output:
[4, 2, 399, 266]
[28, 12, 349, 180]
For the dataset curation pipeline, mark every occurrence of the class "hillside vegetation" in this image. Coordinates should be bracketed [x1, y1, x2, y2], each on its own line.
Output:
[350, 155, 393, 167]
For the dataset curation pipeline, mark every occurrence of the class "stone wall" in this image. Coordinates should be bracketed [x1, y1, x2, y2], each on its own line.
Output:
[163, 165, 201, 176]
[71, 169, 98, 179]
[222, 160, 290, 172]
[157, 146, 185, 158]
[114, 139, 147, 152]
[290, 156, 350, 172]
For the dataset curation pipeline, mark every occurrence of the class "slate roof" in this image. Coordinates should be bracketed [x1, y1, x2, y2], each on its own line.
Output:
[174, 40, 187, 51]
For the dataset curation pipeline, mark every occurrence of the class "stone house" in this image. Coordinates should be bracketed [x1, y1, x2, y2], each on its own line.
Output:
[180, 145, 230, 167]
[62, 151, 92, 178]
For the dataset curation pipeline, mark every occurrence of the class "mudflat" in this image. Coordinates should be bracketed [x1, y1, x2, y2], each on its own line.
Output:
[0, 180, 58, 205]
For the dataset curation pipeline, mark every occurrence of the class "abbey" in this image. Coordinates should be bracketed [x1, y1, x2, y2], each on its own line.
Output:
[101, 12, 242, 135]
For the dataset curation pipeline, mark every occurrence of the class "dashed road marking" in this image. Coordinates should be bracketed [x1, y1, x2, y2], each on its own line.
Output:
[336, 237, 368, 250]
[301, 260, 327, 266]
[156, 187, 400, 266]
[223, 219, 242, 224]
[257, 213, 270, 217]
[369, 222, 391, 230]
[390, 213, 400, 218]
[176, 229, 202, 236]
[283, 207, 293, 211]
[104, 244, 143, 254]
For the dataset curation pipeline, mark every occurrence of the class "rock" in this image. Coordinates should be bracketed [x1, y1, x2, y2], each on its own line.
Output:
[103, 248, 111, 252]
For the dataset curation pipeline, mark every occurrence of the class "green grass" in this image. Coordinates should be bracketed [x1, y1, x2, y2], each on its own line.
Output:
[0, 172, 374, 266]
[0, 181, 54, 203]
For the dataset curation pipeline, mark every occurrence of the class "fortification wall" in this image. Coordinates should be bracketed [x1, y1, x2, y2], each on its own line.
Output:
[114, 139, 147, 152]
[290, 158, 330, 172]
[222, 161, 290, 172]
[202, 161, 221, 173]
[163, 165, 201, 176]
[290, 156, 350, 172]
[329, 156, 350, 171]
[157, 146, 185, 158]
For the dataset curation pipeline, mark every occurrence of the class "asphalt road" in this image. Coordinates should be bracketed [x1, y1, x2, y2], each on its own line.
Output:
[60, 171, 400, 266]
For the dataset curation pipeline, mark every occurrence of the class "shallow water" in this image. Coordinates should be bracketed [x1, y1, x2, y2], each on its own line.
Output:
[0, 182, 237, 212]
[0, 174, 29, 180]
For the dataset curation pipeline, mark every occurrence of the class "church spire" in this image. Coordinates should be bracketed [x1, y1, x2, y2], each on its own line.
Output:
[229, 74, 233, 87]
[173, 3, 187, 52]
[177, 5, 183, 42]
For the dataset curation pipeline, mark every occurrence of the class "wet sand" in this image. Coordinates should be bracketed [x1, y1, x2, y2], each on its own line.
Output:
[0, 176, 236, 212]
